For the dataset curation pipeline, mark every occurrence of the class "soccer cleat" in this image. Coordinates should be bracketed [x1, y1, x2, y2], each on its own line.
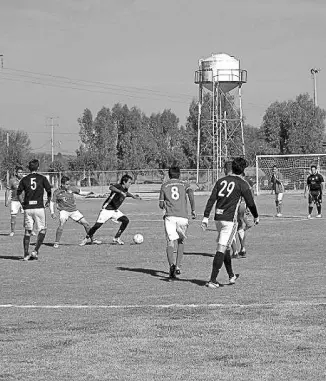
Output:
[9, 232, 14, 237]
[276, 213, 282, 217]
[53, 243, 59, 249]
[229, 274, 240, 284]
[92, 239, 102, 245]
[169, 264, 176, 279]
[31, 251, 38, 260]
[175, 267, 181, 276]
[31, 231, 37, 236]
[231, 251, 239, 259]
[113, 237, 124, 245]
[307, 214, 312, 219]
[206, 281, 220, 289]
[316, 214, 322, 218]
[79, 238, 88, 246]
[23, 254, 32, 261]
[239, 250, 246, 258]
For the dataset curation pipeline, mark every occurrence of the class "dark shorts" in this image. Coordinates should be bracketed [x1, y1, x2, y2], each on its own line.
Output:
[309, 190, 322, 205]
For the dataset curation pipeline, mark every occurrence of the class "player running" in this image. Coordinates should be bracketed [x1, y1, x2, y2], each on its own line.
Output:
[159, 166, 196, 279]
[201, 157, 259, 289]
[80, 174, 141, 246]
[50, 175, 99, 248]
[5, 166, 24, 236]
[304, 165, 324, 218]
[17, 159, 52, 261]
[270, 165, 284, 217]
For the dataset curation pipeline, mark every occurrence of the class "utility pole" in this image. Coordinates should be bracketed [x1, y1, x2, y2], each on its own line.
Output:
[47, 117, 59, 162]
[0, 54, 3, 69]
[311, 68, 320, 108]
[6, 132, 9, 185]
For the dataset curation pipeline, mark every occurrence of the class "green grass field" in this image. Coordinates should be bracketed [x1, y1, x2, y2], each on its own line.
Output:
[1, 194, 325, 380]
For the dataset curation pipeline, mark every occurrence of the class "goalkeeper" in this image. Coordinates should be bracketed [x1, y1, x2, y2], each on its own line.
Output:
[270, 165, 284, 217]
[304, 165, 324, 218]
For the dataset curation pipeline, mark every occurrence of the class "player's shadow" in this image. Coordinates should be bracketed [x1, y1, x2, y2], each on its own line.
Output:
[161, 277, 208, 286]
[117, 266, 168, 278]
[40, 242, 76, 247]
[0, 233, 12, 236]
[0, 255, 23, 261]
[184, 252, 214, 258]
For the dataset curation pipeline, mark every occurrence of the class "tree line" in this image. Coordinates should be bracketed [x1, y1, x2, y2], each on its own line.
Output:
[1, 92, 325, 181]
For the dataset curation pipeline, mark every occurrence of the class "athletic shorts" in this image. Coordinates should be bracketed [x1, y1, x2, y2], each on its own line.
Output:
[59, 210, 84, 224]
[164, 216, 189, 241]
[215, 220, 238, 248]
[309, 191, 322, 205]
[275, 193, 283, 202]
[11, 200, 24, 215]
[96, 209, 124, 224]
[24, 208, 46, 231]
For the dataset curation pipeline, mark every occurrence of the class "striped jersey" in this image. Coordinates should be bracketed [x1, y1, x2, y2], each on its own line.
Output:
[159, 179, 191, 218]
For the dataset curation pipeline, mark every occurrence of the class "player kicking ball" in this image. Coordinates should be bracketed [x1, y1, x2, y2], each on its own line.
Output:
[80, 174, 141, 246]
[159, 166, 196, 280]
[202, 157, 259, 288]
[50, 176, 100, 248]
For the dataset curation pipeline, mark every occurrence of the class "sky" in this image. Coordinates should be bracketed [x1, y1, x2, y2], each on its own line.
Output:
[0, 0, 326, 156]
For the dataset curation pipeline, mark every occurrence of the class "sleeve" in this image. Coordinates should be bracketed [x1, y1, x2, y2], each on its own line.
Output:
[203, 182, 218, 218]
[306, 176, 310, 185]
[16, 178, 24, 196]
[71, 186, 81, 194]
[320, 175, 324, 183]
[159, 185, 165, 202]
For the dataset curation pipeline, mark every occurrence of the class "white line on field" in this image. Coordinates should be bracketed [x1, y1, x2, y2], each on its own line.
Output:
[0, 301, 325, 310]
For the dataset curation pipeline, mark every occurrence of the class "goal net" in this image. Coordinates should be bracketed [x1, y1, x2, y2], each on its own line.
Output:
[255, 154, 326, 195]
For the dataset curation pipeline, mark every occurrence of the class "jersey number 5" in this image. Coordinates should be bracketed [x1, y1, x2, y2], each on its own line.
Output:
[218, 180, 235, 197]
[171, 186, 180, 200]
[30, 178, 37, 190]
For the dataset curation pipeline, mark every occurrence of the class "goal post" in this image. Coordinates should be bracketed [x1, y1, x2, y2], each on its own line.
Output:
[255, 154, 326, 195]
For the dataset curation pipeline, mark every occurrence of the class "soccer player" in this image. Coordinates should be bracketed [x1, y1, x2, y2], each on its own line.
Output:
[159, 166, 196, 279]
[5, 166, 24, 236]
[304, 164, 324, 218]
[80, 174, 141, 246]
[270, 165, 284, 217]
[50, 175, 99, 248]
[201, 157, 259, 289]
[17, 159, 52, 261]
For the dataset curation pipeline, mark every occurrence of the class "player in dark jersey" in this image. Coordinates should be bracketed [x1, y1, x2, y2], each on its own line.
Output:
[5, 166, 24, 236]
[17, 159, 52, 261]
[80, 174, 141, 246]
[270, 165, 284, 217]
[159, 166, 196, 279]
[304, 164, 324, 218]
[50, 176, 98, 248]
[201, 157, 259, 289]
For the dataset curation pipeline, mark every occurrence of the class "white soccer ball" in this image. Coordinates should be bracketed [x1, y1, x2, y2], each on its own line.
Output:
[133, 233, 144, 244]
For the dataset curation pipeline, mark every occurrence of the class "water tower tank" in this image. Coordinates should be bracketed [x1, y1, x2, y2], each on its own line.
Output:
[194, 53, 247, 93]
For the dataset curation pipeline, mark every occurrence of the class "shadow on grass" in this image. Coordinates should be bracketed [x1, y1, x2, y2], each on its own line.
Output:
[184, 252, 214, 258]
[117, 266, 168, 278]
[42, 242, 77, 248]
[0, 255, 23, 261]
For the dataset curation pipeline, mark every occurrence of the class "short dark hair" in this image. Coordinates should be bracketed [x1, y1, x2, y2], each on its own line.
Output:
[120, 174, 132, 185]
[28, 159, 40, 172]
[15, 166, 23, 172]
[232, 157, 247, 175]
[168, 166, 180, 179]
[272, 165, 277, 169]
[224, 161, 233, 174]
[61, 175, 70, 184]
[311, 165, 317, 170]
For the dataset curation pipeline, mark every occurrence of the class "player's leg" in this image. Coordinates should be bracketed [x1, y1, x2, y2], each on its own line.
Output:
[113, 215, 129, 245]
[175, 218, 189, 276]
[277, 193, 283, 216]
[164, 217, 179, 278]
[22, 210, 33, 260]
[308, 193, 313, 218]
[80, 209, 109, 245]
[54, 211, 68, 248]
[316, 192, 322, 217]
[32, 209, 47, 258]
[223, 222, 238, 280]
[9, 201, 21, 236]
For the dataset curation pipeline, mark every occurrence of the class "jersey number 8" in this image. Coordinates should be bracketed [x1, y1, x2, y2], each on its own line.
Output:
[171, 186, 180, 200]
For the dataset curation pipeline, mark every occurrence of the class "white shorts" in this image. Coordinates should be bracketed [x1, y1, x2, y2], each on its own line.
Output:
[164, 216, 189, 241]
[59, 210, 84, 224]
[96, 209, 124, 224]
[215, 220, 238, 248]
[11, 200, 23, 215]
[24, 208, 46, 231]
[275, 193, 284, 202]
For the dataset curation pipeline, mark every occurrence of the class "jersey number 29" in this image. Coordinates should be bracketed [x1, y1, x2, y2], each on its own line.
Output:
[218, 180, 235, 197]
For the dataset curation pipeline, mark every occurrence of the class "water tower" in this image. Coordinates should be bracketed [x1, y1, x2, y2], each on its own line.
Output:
[194, 53, 247, 182]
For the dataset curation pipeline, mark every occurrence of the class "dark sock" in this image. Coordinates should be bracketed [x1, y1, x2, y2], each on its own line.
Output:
[87, 222, 103, 238]
[34, 232, 46, 252]
[23, 235, 31, 256]
[115, 216, 129, 238]
[317, 205, 321, 214]
[210, 251, 224, 283]
[309, 206, 313, 215]
[224, 250, 234, 278]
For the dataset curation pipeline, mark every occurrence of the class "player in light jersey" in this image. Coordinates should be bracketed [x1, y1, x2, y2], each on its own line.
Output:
[5, 166, 24, 236]
[80, 174, 141, 246]
[304, 164, 324, 218]
[17, 159, 52, 261]
[159, 166, 196, 279]
[50, 176, 99, 248]
[270, 165, 284, 217]
[201, 157, 259, 288]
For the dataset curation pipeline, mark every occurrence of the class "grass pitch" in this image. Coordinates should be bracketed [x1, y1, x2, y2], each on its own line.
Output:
[0, 194, 325, 380]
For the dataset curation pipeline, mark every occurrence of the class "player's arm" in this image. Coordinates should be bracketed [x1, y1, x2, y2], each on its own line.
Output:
[109, 185, 126, 198]
[4, 183, 11, 207]
[126, 191, 141, 200]
[73, 188, 93, 197]
[242, 188, 259, 224]
[186, 187, 196, 219]
[201, 183, 218, 229]
[304, 182, 309, 198]
[159, 186, 165, 210]
[17, 180, 24, 205]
